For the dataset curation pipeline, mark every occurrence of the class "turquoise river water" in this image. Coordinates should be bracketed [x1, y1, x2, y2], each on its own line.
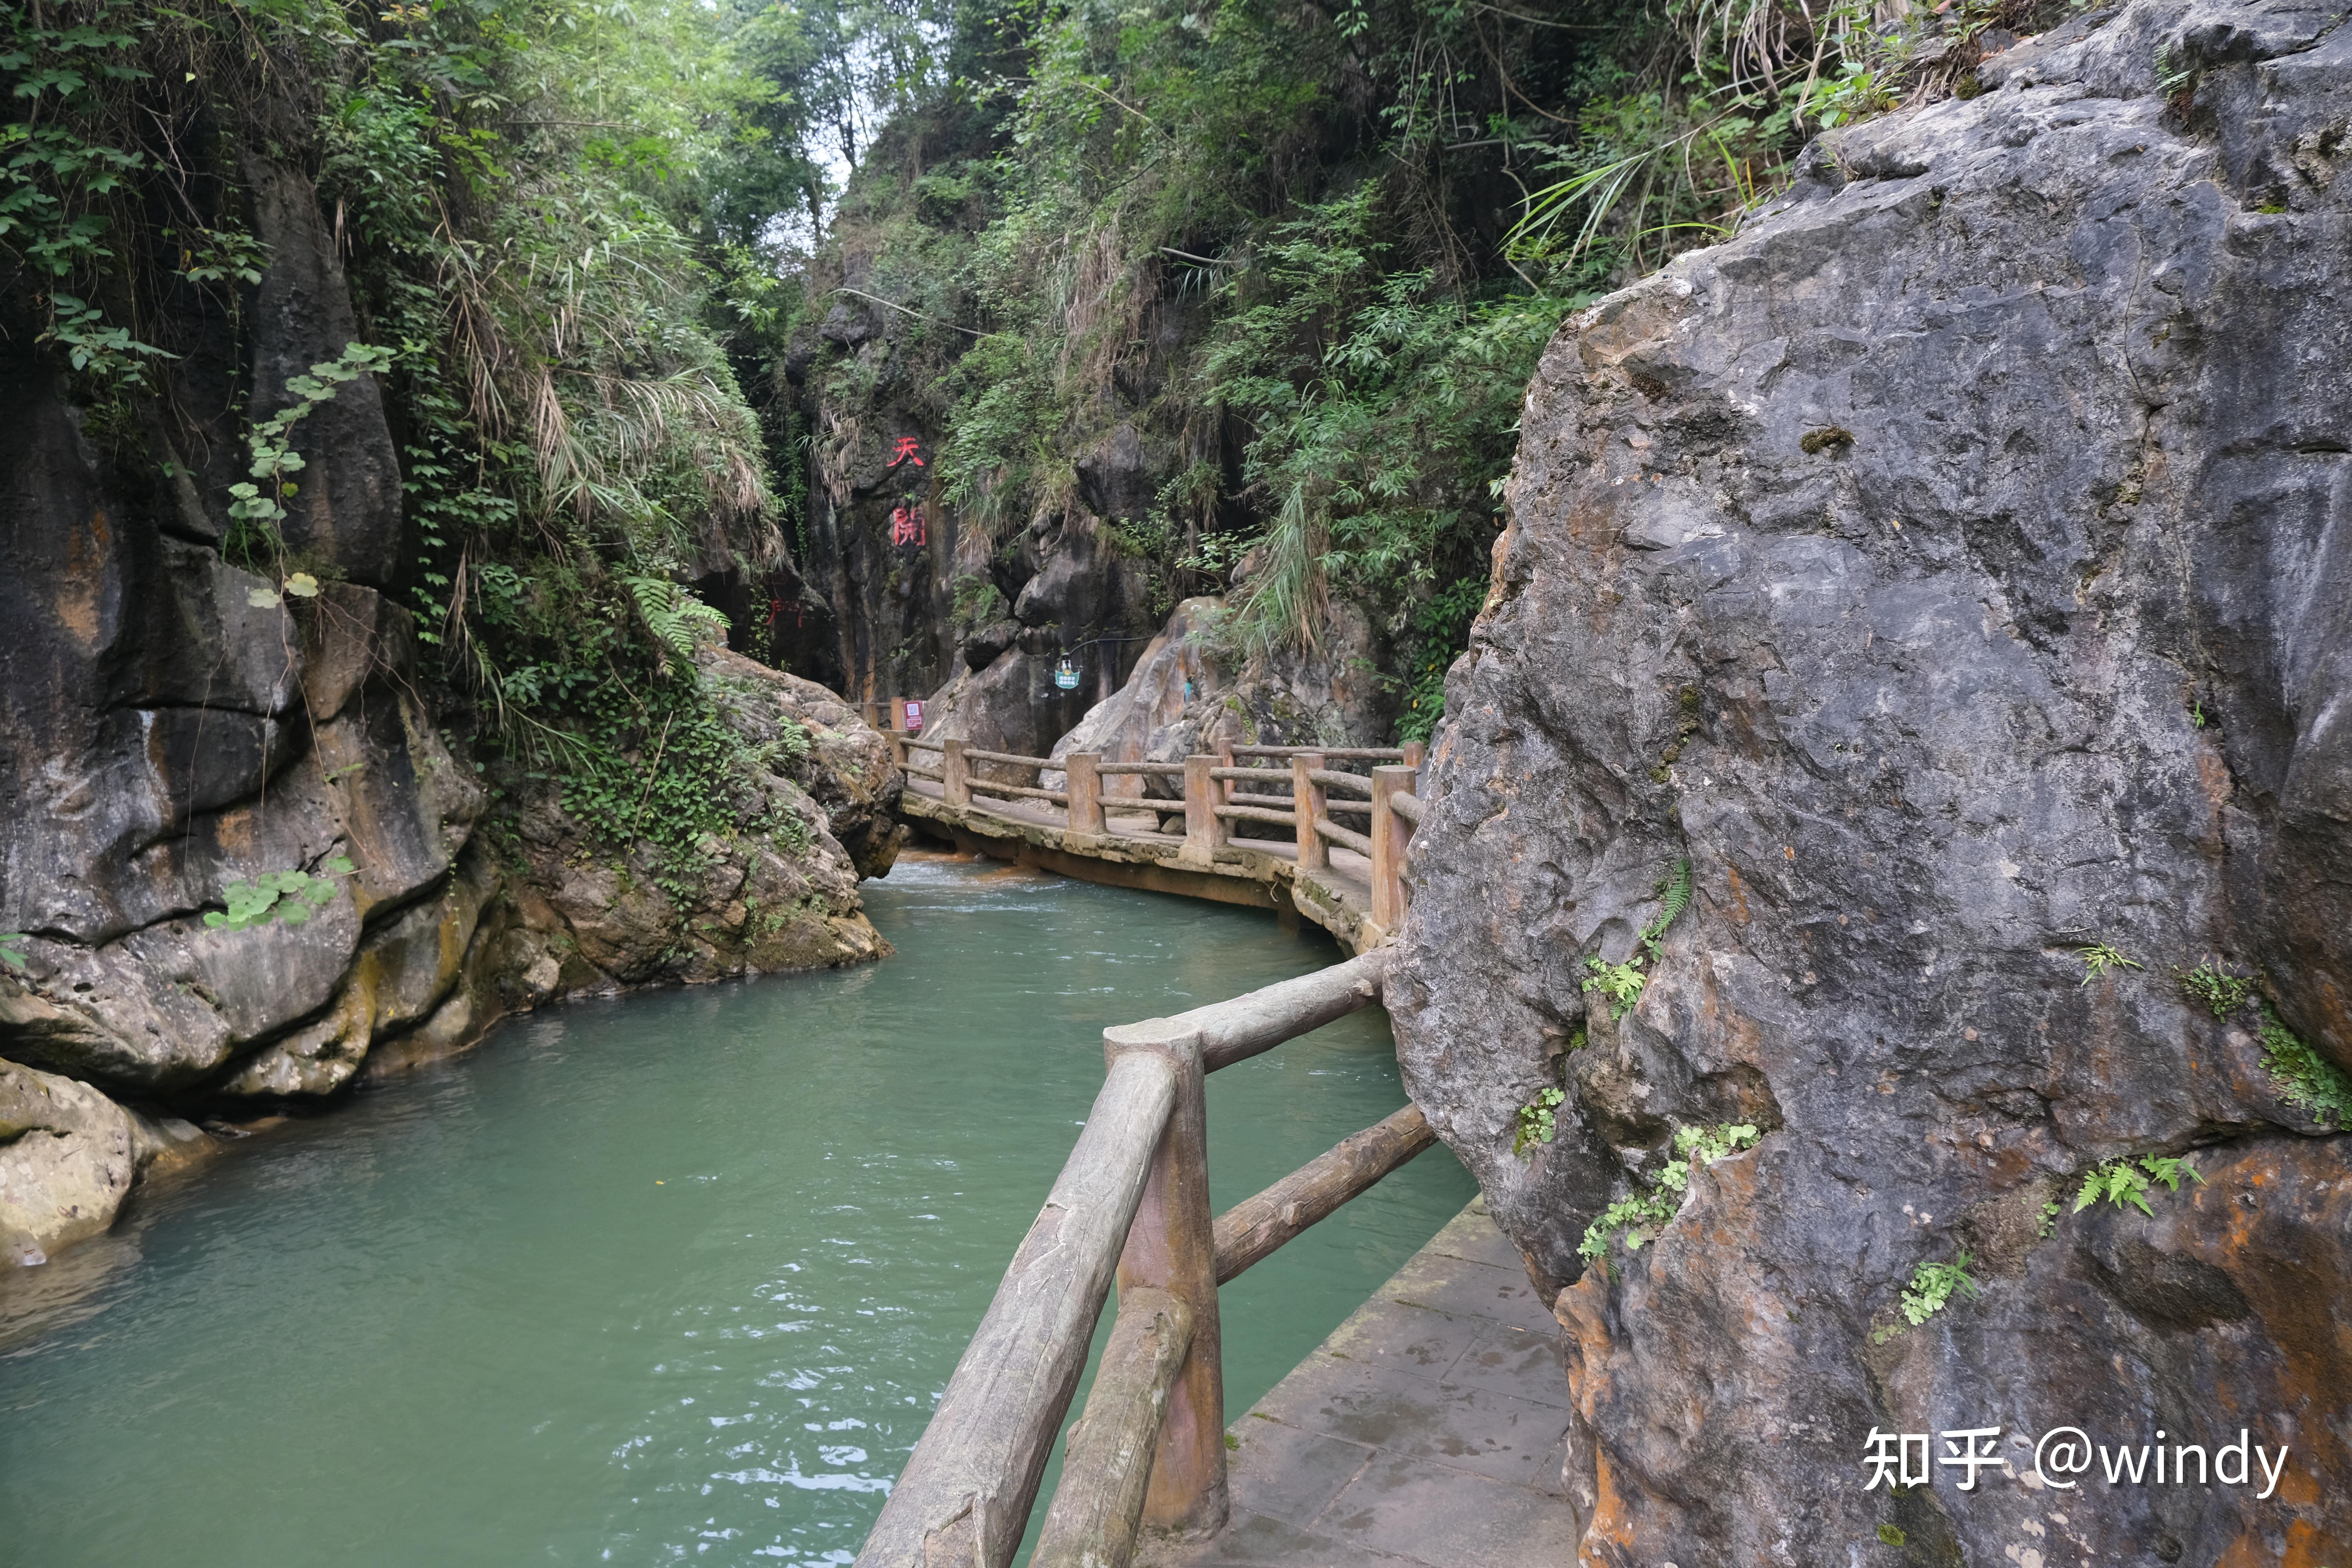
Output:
[0, 853, 1473, 1565]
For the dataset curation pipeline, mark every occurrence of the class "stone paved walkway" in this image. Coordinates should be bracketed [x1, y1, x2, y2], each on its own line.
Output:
[1148, 1199, 1582, 1568]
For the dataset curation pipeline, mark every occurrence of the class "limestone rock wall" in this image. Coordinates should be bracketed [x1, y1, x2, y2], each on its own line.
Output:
[1389, 1, 2352, 1560]
[0, 170, 899, 1268]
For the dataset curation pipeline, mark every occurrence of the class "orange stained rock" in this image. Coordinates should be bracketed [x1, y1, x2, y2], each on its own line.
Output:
[212, 806, 258, 854]
[1580, 1450, 1637, 1560]
[1724, 862, 1751, 923]
[58, 507, 109, 648]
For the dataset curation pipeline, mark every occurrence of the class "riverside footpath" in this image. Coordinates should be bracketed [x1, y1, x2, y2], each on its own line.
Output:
[853, 730, 1583, 1568]
[1154, 1198, 1580, 1568]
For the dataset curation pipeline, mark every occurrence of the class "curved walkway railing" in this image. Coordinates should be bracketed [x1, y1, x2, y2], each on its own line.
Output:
[852, 949, 1432, 1568]
[892, 729, 1426, 933]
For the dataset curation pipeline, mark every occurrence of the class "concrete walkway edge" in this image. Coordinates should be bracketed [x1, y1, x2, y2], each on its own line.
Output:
[1145, 1199, 1582, 1568]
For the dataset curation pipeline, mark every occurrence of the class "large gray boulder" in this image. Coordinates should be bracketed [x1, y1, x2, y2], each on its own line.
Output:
[1043, 597, 1225, 801]
[1389, 1, 2352, 1560]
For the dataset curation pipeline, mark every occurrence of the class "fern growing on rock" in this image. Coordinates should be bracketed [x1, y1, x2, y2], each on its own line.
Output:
[624, 575, 731, 674]
[1580, 858, 1695, 1020]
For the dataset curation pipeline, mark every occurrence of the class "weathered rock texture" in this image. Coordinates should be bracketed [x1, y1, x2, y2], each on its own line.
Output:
[1389, 2, 2352, 1562]
[0, 167, 898, 1266]
[778, 262, 1167, 725]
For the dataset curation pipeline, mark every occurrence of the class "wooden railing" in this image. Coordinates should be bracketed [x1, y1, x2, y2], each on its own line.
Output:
[853, 950, 1432, 1568]
[890, 730, 1426, 928]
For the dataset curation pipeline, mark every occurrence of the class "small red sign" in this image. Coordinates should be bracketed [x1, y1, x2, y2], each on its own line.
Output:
[903, 700, 924, 733]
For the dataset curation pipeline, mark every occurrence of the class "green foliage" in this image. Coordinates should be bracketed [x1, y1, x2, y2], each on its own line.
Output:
[2258, 1005, 2352, 1130]
[625, 574, 733, 674]
[227, 343, 397, 566]
[1577, 1122, 1760, 1267]
[464, 558, 779, 874]
[1898, 1254, 1979, 1326]
[204, 858, 356, 933]
[2177, 959, 2254, 1018]
[1582, 956, 1649, 1021]
[0, 0, 168, 384]
[1397, 576, 1487, 744]
[1198, 192, 1567, 653]
[1580, 859, 1695, 1019]
[1811, 63, 1899, 129]
[1514, 1087, 1566, 1157]
[950, 573, 1008, 626]
[2155, 43, 2198, 95]
[2075, 1155, 2203, 1217]
[1877, 1524, 1907, 1548]
[2076, 940, 2142, 985]
[2038, 1199, 2061, 1239]
[0, 933, 27, 971]
[1640, 860, 1694, 960]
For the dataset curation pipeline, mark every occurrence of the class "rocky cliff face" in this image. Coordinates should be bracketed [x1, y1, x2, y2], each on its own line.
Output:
[0, 161, 899, 1269]
[1390, 1, 2352, 1560]
[779, 268, 1167, 732]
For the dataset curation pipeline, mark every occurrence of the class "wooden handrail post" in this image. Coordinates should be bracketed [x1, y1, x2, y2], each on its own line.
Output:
[1214, 738, 1236, 804]
[888, 730, 906, 770]
[1067, 753, 1105, 836]
[853, 1050, 1179, 1568]
[1103, 1021, 1226, 1541]
[1291, 752, 1326, 871]
[1181, 754, 1222, 865]
[861, 699, 884, 730]
[1400, 739, 1426, 771]
[1370, 764, 1416, 933]
[943, 738, 972, 807]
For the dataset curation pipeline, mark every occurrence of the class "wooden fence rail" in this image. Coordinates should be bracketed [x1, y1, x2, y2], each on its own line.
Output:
[853, 948, 1429, 1568]
[890, 724, 1427, 933]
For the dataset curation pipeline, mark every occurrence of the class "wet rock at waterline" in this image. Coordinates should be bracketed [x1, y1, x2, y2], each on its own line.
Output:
[1390, 0, 2352, 1560]
[0, 1057, 208, 1265]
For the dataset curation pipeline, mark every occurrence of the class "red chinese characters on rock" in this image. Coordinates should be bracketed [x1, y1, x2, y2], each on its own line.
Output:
[887, 436, 925, 469]
[890, 506, 926, 547]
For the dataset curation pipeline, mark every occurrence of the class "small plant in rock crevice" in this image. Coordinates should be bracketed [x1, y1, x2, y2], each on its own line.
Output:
[1514, 1087, 1566, 1157]
[203, 858, 356, 932]
[2257, 1005, 2352, 1130]
[1581, 957, 1648, 1020]
[2075, 940, 2142, 985]
[1577, 1121, 1759, 1270]
[1891, 1254, 1980, 1334]
[0, 933, 28, 971]
[2177, 958, 2254, 1017]
[1580, 859, 1695, 1021]
[2076, 1155, 2203, 1217]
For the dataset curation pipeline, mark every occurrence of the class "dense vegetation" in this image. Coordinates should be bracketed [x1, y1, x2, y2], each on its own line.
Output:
[3, 0, 2044, 805]
[785, 0, 2058, 735]
[3, 0, 804, 862]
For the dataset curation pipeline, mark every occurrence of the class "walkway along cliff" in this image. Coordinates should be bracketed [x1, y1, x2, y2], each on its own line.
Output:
[863, 0, 2352, 1561]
